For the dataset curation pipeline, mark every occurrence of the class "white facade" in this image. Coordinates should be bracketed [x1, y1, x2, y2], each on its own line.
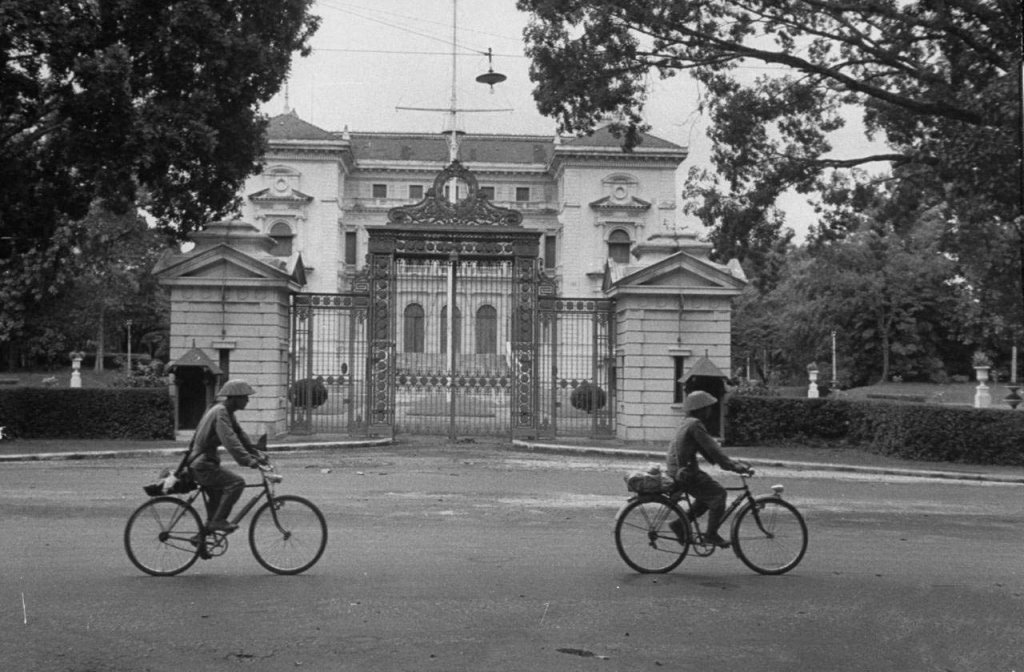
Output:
[196, 110, 750, 441]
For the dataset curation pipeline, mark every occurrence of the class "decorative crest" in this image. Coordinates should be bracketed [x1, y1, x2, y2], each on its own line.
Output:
[387, 161, 523, 228]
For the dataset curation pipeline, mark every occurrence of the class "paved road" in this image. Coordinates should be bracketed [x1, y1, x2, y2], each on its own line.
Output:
[2, 446, 1021, 672]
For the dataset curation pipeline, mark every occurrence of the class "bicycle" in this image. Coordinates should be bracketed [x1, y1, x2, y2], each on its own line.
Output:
[614, 469, 807, 575]
[124, 459, 327, 576]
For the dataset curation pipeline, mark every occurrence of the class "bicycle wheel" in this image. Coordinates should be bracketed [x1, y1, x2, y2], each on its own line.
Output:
[731, 497, 808, 575]
[249, 495, 327, 575]
[124, 496, 203, 576]
[614, 497, 689, 573]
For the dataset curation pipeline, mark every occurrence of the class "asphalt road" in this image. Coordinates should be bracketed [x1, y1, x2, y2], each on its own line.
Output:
[2, 446, 1021, 672]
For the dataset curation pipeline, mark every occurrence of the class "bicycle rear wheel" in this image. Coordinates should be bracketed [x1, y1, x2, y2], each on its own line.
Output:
[614, 497, 689, 573]
[249, 495, 327, 575]
[124, 497, 203, 576]
[731, 497, 807, 575]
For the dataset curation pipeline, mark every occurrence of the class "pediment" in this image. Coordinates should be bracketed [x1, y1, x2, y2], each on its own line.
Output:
[248, 186, 314, 203]
[603, 251, 746, 296]
[154, 244, 306, 285]
[589, 195, 651, 211]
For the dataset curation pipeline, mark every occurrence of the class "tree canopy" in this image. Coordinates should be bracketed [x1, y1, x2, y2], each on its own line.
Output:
[0, 0, 319, 345]
[518, 0, 1022, 306]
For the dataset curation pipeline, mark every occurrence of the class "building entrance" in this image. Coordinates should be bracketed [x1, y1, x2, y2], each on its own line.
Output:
[288, 161, 614, 440]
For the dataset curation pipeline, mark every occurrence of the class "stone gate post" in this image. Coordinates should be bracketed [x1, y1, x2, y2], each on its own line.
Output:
[154, 221, 306, 440]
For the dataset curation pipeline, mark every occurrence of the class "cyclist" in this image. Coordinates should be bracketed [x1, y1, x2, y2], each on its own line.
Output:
[666, 391, 750, 548]
[187, 379, 265, 533]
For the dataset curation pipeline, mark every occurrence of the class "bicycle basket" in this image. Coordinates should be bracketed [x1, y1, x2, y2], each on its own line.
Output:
[624, 468, 674, 494]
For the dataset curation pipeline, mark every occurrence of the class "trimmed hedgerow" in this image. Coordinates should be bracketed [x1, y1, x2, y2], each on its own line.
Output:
[725, 396, 1024, 466]
[0, 387, 174, 440]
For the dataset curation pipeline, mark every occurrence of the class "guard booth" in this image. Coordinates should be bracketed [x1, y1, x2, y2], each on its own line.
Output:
[681, 356, 729, 437]
[167, 347, 223, 437]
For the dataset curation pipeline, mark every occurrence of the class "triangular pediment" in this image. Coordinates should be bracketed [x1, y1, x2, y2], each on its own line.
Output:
[603, 251, 746, 296]
[589, 194, 651, 211]
[248, 187, 314, 203]
[154, 244, 306, 286]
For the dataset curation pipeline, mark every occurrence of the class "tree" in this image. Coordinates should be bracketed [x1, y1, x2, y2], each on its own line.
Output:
[519, 0, 1022, 319]
[734, 178, 969, 385]
[0, 0, 319, 348]
[14, 206, 174, 371]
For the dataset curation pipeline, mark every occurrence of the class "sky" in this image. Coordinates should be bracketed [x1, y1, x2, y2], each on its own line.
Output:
[261, 0, 880, 241]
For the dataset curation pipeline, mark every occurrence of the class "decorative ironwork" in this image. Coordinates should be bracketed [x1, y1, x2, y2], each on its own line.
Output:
[387, 160, 523, 228]
[288, 160, 615, 440]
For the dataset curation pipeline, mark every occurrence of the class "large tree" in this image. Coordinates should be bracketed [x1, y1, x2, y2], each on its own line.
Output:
[519, 0, 1022, 316]
[0, 0, 319, 347]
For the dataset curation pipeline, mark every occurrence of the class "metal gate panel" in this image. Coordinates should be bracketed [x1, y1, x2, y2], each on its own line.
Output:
[393, 258, 515, 436]
[537, 299, 615, 437]
[289, 293, 370, 435]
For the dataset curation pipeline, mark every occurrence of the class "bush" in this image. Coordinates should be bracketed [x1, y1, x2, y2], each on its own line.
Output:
[0, 387, 174, 439]
[288, 378, 328, 409]
[570, 381, 606, 413]
[725, 396, 1024, 466]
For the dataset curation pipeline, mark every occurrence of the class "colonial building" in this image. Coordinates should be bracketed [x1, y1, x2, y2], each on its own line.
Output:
[157, 110, 746, 443]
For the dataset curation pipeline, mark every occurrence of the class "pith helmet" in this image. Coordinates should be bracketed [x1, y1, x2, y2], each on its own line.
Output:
[218, 379, 254, 398]
[681, 391, 717, 412]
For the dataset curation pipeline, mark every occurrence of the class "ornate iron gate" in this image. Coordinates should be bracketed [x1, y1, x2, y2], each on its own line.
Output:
[288, 291, 370, 436]
[286, 161, 615, 439]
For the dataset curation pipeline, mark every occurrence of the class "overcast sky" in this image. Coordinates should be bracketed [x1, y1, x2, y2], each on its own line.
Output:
[262, 0, 879, 241]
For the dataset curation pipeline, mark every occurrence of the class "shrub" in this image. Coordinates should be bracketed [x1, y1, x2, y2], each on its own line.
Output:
[725, 396, 1024, 466]
[288, 378, 328, 409]
[570, 381, 606, 413]
[0, 387, 174, 439]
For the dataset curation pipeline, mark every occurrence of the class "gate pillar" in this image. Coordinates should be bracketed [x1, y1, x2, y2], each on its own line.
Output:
[154, 220, 307, 440]
[366, 233, 397, 436]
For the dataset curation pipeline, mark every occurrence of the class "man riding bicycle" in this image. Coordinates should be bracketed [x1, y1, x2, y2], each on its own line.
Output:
[188, 379, 265, 533]
[666, 391, 750, 548]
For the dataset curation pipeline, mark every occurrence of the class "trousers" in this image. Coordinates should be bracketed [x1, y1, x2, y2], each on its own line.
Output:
[676, 469, 728, 535]
[191, 460, 245, 523]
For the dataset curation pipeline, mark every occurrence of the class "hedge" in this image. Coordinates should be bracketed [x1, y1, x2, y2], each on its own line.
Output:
[725, 396, 1024, 466]
[0, 387, 174, 440]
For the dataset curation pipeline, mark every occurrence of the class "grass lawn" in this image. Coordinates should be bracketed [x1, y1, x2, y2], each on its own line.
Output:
[0, 367, 126, 388]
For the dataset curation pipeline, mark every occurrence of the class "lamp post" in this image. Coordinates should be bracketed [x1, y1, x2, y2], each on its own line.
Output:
[125, 320, 133, 373]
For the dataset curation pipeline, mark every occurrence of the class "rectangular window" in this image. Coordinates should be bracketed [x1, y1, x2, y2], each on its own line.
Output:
[344, 231, 357, 265]
[544, 235, 557, 269]
[443, 184, 462, 200]
[408, 184, 423, 200]
[515, 186, 530, 202]
[479, 185, 495, 200]
[372, 184, 388, 199]
[673, 356, 686, 404]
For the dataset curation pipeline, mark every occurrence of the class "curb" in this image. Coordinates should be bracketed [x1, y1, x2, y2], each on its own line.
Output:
[0, 438, 393, 464]
[510, 440, 1024, 485]
[2, 438, 1022, 485]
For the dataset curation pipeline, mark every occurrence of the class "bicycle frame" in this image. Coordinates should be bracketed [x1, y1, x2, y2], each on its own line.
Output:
[673, 475, 780, 539]
[170, 469, 279, 533]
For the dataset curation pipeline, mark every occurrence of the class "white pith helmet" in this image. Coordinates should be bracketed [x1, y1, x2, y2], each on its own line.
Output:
[681, 390, 717, 412]
[217, 379, 254, 398]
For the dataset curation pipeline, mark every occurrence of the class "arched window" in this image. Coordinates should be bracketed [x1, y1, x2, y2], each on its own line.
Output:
[269, 222, 294, 257]
[475, 305, 497, 354]
[403, 304, 425, 353]
[608, 229, 631, 263]
[440, 305, 462, 354]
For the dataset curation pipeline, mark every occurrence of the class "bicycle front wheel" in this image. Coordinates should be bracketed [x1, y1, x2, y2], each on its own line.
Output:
[731, 497, 807, 575]
[124, 497, 203, 576]
[614, 497, 689, 573]
[249, 495, 327, 575]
